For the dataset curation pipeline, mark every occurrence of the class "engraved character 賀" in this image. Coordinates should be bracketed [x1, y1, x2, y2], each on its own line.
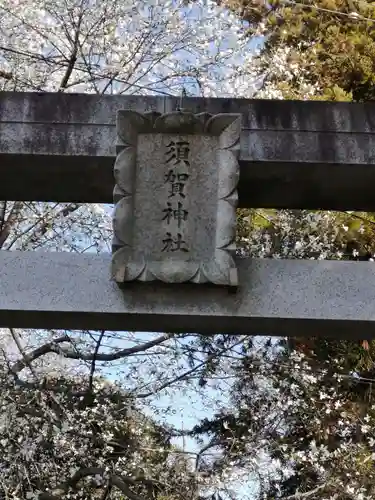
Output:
[164, 170, 189, 198]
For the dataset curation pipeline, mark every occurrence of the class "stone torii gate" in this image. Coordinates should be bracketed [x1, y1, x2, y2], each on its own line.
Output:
[1, 91, 375, 338]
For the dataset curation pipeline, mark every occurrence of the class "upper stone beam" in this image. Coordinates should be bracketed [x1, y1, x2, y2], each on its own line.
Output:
[1, 91, 375, 210]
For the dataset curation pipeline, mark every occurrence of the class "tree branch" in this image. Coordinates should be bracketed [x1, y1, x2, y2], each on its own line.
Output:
[9, 327, 38, 380]
[281, 484, 329, 499]
[58, 15, 82, 91]
[10, 335, 71, 374]
[88, 329, 105, 393]
[0, 69, 12, 80]
[99, 479, 112, 500]
[39, 467, 148, 500]
[135, 337, 247, 398]
[195, 439, 219, 472]
[11, 333, 176, 374]
[0, 201, 23, 249]
[0, 201, 6, 234]
[52, 332, 176, 361]
[13, 203, 80, 250]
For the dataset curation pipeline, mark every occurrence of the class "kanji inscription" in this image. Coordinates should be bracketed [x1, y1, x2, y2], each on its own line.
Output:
[165, 140, 190, 166]
[112, 110, 241, 286]
[162, 140, 190, 253]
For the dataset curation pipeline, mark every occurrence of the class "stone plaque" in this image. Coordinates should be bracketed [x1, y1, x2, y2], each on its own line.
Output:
[112, 110, 241, 286]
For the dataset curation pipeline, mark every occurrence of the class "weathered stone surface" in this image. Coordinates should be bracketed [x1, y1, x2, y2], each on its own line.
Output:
[3, 92, 375, 210]
[3, 91, 375, 131]
[112, 110, 241, 286]
[2, 249, 375, 338]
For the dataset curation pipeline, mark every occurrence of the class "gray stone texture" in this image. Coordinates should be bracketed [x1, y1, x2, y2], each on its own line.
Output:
[2, 91, 375, 209]
[133, 133, 218, 261]
[112, 111, 240, 286]
[1, 249, 375, 338]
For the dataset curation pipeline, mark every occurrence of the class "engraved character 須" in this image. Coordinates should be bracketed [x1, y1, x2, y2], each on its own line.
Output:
[165, 141, 190, 166]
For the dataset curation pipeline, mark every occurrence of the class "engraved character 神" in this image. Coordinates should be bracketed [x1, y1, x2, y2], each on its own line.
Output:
[162, 202, 188, 228]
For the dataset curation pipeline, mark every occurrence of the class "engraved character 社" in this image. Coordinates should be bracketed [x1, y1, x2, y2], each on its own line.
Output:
[162, 232, 189, 252]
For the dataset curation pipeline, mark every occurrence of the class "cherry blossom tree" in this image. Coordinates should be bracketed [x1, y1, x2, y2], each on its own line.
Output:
[188, 208, 375, 499]
[0, 0, 259, 96]
[0, 357, 200, 500]
[3, 1, 375, 498]
[0, 0, 264, 497]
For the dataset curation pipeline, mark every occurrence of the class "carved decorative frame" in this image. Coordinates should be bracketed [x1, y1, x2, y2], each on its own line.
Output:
[112, 110, 241, 287]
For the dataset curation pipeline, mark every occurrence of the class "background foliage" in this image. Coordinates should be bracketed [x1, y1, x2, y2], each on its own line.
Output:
[2, 0, 375, 498]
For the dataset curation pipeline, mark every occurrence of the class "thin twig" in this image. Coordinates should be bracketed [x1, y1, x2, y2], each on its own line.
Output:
[0, 201, 7, 234]
[339, 210, 375, 229]
[135, 337, 247, 398]
[88, 329, 105, 394]
[9, 327, 38, 380]
[58, 13, 82, 90]
[39, 467, 148, 500]
[11, 335, 71, 374]
[281, 483, 329, 499]
[0, 201, 23, 249]
[99, 478, 112, 500]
